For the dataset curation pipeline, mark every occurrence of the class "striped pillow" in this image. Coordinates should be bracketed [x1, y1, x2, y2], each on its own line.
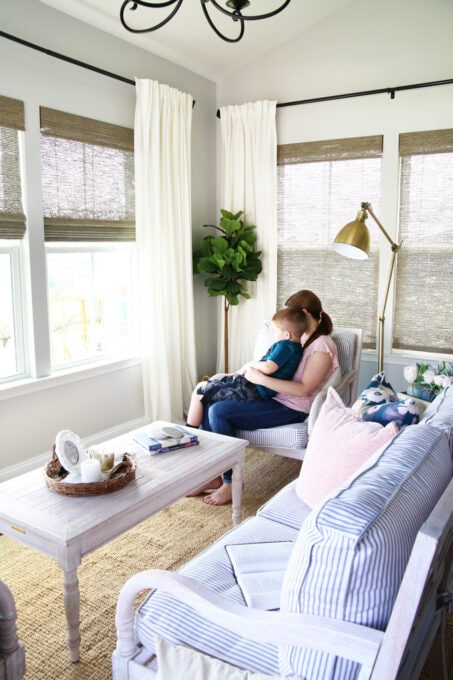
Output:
[280, 423, 452, 680]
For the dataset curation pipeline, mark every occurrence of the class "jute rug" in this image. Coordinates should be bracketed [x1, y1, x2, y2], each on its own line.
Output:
[1, 449, 451, 680]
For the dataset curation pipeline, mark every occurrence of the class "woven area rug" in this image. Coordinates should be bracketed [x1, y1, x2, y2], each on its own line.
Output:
[1, 448, 451, 680]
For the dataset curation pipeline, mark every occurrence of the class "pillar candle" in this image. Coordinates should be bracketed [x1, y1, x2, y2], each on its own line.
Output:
[81, 458, 102, 483]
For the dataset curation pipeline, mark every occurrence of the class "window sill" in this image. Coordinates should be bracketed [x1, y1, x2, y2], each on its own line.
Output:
[0, 356, 141, 402]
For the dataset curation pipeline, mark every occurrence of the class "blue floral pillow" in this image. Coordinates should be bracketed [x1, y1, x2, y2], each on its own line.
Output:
[351, 371, 398, 417]
[361, 398, 421, 427]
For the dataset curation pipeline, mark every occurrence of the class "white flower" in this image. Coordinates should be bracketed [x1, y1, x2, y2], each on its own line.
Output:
[435, 374, 453, 388]
[404, 365, 418, 383]
[423, 369, 436, 384]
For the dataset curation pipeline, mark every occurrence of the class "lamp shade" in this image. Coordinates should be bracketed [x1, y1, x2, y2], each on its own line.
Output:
[332, 209, 370, 260]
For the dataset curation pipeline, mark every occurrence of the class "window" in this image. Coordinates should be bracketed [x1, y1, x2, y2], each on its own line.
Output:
[277, 136, 382, 349]
[0, 95, 26, 382]
[40, 107, 137, 368]
[394, 129, 453, 355]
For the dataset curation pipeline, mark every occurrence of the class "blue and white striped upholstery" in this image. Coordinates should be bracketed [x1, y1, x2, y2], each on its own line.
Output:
[236, 326, 361, 458]
[135, 516, 298, 676]
[421, 384, 453, 453]
[279, 423, 453, 680]
[257, 480, 311, 531]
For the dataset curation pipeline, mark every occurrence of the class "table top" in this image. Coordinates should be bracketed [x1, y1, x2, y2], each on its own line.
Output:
[0, 423, 247, 557]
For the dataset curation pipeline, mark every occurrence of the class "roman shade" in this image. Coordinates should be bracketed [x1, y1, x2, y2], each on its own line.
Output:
[0, 95, 26, 240]
[40, 107, 135, 242]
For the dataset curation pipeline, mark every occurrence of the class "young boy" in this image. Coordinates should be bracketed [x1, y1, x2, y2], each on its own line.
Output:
[186, 307, 306, 428]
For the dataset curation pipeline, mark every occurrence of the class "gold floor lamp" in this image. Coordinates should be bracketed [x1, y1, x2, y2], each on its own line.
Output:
[332, 202, 402, 373]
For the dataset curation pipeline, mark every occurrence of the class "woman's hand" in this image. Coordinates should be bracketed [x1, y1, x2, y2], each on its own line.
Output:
[244, 366, 265, 385]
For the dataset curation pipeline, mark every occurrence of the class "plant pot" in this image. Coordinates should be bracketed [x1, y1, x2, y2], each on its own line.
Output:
[406, 383, 438, 402]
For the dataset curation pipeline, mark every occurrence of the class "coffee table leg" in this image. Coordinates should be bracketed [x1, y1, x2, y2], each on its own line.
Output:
[62, 565, 81, 662]
[231, 458, 244, 526]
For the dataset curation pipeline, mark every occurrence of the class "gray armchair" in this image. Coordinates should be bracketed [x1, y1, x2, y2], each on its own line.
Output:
[236, 324, 363, 460]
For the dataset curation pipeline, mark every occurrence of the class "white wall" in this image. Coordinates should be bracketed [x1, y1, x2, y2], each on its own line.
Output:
[218, 0, 453, 394]
[0, 0, 218, 475]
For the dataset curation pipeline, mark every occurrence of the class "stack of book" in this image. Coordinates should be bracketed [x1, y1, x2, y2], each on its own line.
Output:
[133, 425, 199, 455]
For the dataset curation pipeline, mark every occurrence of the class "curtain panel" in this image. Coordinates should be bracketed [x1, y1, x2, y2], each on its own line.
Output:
[134, 79, 197, 422]
[219, 100, 277, 373]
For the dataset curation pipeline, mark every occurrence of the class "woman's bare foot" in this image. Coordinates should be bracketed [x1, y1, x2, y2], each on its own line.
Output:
[201, 483, 232, 506]
[186, 476, 223, 497]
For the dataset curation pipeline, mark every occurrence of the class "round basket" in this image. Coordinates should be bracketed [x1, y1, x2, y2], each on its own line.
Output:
[45, 447, 136, 496]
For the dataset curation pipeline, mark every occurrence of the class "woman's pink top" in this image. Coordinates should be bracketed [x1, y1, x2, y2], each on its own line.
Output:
[273, 334, 340, 413]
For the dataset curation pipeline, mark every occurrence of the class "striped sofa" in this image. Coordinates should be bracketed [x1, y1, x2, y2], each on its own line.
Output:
[113, 385, 453, 680]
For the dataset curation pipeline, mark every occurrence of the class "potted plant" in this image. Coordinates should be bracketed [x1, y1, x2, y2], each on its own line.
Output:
[193, 209, 262, 372]
[403, 361, 453, 401]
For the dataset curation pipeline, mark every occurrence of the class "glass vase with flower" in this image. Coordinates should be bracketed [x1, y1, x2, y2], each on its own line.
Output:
[404, 361, 453, 402]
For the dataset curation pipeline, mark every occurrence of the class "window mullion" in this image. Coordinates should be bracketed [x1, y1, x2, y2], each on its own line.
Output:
[22, 104, 51, 378]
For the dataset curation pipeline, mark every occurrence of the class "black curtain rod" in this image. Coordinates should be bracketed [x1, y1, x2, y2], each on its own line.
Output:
[2, 31, 450, 117]
[216, 77, 453, 117]
[1, 30, 196, 106]
[1, 30, 136, 85]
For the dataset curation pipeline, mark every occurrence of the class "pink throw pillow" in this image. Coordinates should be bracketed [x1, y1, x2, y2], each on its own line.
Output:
[296, 387, 399, 507]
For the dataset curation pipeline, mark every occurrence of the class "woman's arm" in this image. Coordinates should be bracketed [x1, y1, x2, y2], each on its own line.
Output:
[244, 351, 332, 397]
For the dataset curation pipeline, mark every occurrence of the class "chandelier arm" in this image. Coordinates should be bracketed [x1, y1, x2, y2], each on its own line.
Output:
[120, 0, 184, 34]
[200, 1, 245, 43]
[208, 0, 292, 21]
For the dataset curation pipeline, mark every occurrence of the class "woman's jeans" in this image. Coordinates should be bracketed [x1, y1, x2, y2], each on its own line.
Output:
[201, 399, 307, 484]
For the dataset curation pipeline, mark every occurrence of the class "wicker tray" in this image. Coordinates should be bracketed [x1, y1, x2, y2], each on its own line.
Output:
[45, 447, 136, 496]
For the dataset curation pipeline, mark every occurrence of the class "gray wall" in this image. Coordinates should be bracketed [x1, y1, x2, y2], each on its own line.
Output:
[0, 0, 217, 475]
[218, 0, 453, 395]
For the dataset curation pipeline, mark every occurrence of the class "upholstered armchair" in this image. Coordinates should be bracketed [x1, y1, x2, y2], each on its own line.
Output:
[237, 324, 363, 460]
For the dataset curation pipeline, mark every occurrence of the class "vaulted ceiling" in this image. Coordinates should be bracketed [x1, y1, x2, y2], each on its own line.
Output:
[37, 0, 353, 81]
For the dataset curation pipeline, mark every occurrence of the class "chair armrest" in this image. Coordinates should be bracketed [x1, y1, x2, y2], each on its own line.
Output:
[306, 369, 358, 435]
[334, 368, 358, 406]
[115, 569, 383, 674]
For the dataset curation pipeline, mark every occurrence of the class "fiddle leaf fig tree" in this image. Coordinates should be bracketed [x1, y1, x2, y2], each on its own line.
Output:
[194, 209, 263, 372]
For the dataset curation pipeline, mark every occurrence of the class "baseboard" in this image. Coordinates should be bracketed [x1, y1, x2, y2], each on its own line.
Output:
[0, 417, 147, 482]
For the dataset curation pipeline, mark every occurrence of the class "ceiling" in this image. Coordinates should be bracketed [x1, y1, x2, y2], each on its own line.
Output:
[37, 0, 352, 82]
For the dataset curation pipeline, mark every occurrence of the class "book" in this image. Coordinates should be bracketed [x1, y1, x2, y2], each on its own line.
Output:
[133, 425, 199, 454]
[225, 541, 294, 610]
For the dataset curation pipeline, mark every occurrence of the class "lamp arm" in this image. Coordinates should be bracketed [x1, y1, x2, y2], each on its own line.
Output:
[362, 202, 399, 251]
[362, 203, 402, 373]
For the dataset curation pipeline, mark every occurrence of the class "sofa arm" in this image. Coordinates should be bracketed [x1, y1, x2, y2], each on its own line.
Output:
[114, 569, 383, 675]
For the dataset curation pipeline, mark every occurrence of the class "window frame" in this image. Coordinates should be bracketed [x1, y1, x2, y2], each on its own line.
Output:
[276, 135, 383, 351]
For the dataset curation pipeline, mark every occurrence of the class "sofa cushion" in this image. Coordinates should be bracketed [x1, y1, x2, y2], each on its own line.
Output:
[258, 480, 312, 530]
[279, 423, 452, 680]
[421, 384, 453, 453]
[135, 516, 298, 677]
[351, 371, 398, 417]
[156, 638, 285, 680]
[295, 387, 398, 508]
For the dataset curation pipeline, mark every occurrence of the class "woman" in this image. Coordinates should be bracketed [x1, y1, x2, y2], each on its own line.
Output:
[198, 290, 340, 506]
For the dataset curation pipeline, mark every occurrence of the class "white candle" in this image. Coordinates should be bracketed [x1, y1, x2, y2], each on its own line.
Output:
[81, 458, 102, 483]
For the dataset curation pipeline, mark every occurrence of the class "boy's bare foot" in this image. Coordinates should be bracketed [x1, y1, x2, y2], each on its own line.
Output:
[186, 476, 223, 497]
[201, 483, 232, 506]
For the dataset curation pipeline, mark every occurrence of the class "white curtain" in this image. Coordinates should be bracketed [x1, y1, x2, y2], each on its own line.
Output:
[218, 100, 277, 372]
[134, 79, 197, 423]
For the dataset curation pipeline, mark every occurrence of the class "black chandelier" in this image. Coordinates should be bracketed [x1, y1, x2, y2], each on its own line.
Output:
[120, 0, 292, 43]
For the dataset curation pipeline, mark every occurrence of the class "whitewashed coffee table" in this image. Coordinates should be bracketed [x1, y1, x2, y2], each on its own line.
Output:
[0, 423, 247, 662]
